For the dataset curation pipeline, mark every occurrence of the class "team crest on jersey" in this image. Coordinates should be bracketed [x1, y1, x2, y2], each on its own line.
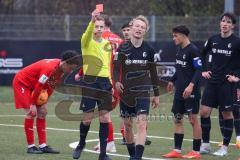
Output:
[228, 43, 232, 48]
[183, 54, 186, 59]
[212, 48, 217, 53]
[142, 52, 147, 58]
[125, 59, 131, 65]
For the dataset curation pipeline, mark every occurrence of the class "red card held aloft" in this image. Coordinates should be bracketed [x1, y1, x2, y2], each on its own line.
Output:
[96, 4, 103, 12]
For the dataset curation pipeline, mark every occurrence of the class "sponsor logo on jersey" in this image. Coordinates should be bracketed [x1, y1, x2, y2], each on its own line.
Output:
[212, 48, 232, 56]
[176, 59, 187, 66]
[125, 59, 147, 65]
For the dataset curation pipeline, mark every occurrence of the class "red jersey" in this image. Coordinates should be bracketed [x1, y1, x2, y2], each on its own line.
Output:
[102, 31, 123, 54]
[102, 31, 123, 108]
[15, 59, 63, 105]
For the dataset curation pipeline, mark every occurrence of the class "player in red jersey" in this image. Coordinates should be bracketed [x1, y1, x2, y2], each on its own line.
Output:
[12, 50, 80, 154]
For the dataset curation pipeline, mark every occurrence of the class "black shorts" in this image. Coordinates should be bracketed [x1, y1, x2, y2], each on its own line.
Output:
[79, 76, 112, 113]
[201, 82, 234, 112]
[120, 97, 150, 118]
[171, 98, 200, 115]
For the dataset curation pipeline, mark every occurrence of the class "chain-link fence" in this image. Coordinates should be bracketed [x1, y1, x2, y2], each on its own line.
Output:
[0, 15, 239, 41]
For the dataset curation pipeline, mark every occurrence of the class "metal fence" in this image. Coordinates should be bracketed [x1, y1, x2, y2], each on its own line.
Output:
[0, 15, 239, 41]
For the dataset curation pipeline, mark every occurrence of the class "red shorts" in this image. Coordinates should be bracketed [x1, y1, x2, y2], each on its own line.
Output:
[12, 75, 32, 109]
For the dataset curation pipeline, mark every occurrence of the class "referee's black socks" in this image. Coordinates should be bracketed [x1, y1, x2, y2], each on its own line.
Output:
[135, 144, 144, 159]
[99, 122, 109, 156]
[79, 122, 90, 149]
[126, 143, 135, 157]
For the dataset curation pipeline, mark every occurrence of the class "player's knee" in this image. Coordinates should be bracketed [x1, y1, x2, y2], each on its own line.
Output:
[99, 115, 109, 123]
[233, 109, 240, 119]
[98, 110, 110, 123]
[189, 117, 198, 126]
[174, 113, 183, 124]
[37, 110, 47, 119]
[124, 121, 133, 131]
[25, 114, 36, 119]
[136, 121, 147, 131]
[82, 120, 91, 126]
[222, 111, 233, 119]
[200, 106, 210, 117]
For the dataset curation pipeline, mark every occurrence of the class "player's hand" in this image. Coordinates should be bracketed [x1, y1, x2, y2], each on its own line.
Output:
[115, 82, 124, 94]
[226, 75, 240, 83]
[182, 83, 194, 99]
[167, 82, 174, 92]
[91, 9, 100, 22]
[75, 73, 81, 81]
[202, 71, 212, 79]
[28, 104, 37, 117]
[152, 96, 160, 108]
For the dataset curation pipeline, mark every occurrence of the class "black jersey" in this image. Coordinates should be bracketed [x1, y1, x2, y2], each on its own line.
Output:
[171, 43, 202, 100]
[202, 34, 240, 84]
[113, 40, 159, 97]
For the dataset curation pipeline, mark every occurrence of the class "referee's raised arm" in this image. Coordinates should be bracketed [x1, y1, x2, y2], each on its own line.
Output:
[81, 10, 100, 48]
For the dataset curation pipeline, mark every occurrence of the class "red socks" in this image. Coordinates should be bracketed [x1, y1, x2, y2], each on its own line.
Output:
[36, 118, 46, 145]
[24, 118, 34, 145]
[107, 122, 114, 142]
[24, 118, 47, 146]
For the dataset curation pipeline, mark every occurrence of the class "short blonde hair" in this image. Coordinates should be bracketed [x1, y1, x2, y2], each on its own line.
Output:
[132, 15, 150, 32]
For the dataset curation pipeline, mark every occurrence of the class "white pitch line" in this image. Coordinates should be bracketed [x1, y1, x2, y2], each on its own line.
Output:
[0, 123, 167, 160]
[0, 123, 235, 146]
[76, 138, 167, 160]
[0, 114, 220, 119]
[0, 115, 56, 117]
[84, 148, 166, 160]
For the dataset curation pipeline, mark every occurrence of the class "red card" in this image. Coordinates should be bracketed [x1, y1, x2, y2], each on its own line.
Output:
[96, 4, 104, 12]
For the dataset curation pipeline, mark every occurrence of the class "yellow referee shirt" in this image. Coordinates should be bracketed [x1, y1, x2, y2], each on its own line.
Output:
[81, 21, 112, 78]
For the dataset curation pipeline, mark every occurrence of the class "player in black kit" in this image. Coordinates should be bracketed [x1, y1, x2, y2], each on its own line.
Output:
[218, 76, 240, 149]
[200, 12, 240, 156]
[162, 25, 202, 159]
[113, 15, 159, 160]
